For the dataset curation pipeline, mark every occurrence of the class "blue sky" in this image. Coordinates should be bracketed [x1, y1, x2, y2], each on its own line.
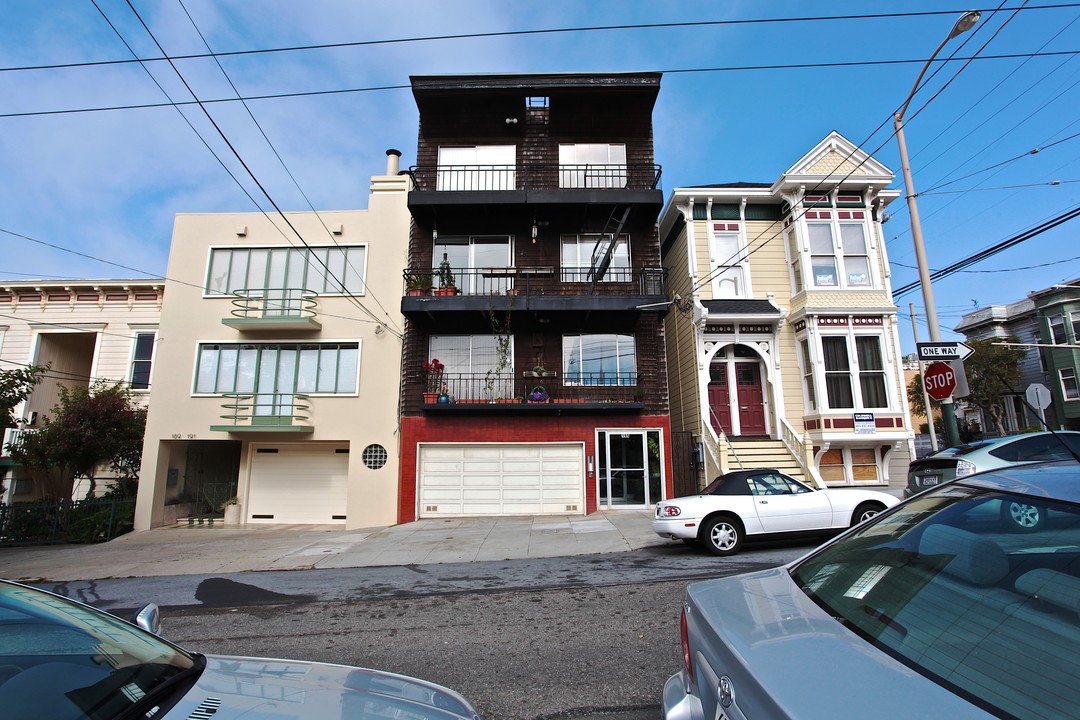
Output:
[1, 1, 1078, 354]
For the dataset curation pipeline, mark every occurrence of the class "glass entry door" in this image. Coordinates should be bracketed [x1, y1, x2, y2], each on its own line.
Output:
[597, 430, 663, 508]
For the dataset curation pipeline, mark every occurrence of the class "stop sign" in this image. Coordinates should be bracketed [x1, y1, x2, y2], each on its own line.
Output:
[924, 362, 957, 401]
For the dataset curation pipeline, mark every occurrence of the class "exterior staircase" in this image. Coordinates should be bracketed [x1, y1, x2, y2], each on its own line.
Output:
[725, 437, 807, 483]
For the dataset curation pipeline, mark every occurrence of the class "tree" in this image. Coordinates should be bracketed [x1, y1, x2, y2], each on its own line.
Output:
[10, 382, 147, 500]
[962, 338, 1029, 436]
[0, 365, 46, 429]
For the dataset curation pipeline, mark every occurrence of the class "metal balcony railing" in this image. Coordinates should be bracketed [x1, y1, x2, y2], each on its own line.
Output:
[409, 163, 662, 192]
[403, 266, 664, 297]
[228, 288, 319, 320]
[215, 392, 312, 429]
[419, 372, 641, 405]
[1, 427, 32, 459]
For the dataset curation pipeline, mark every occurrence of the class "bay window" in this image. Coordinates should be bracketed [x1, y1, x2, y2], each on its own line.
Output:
[801, 209, 875, 289]
[1061, 368, 1079, 401]
[817, 333, 890, 411]
[1050, 315, 1067, 344]
[195, 342, 359, 396]
[563, 334, 636, 385]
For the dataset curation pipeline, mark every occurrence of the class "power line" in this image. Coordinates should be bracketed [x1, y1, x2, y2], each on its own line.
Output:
[3, 51, 1077, 120]
[5, 7, 1076, 74]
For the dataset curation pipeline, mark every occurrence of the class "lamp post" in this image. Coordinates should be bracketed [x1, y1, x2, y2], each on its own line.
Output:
[894, 10, 980, 448]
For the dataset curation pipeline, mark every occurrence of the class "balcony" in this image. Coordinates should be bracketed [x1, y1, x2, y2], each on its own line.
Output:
[402, 266, 666, 319]
[417, 372, 643, 414]
[1, 427, 32, 462]
[407, 163, 663, 221]
[210, 393, 313, 433]
[221, 288, 322, 332]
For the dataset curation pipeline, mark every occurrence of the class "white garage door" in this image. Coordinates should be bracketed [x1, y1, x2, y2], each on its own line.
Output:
[248, 444, 349, 524]
[419, 443, 584, 517]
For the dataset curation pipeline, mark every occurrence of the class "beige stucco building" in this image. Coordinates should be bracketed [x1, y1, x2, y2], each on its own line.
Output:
[1, 280, 162, 502]
[134, 153, 410, 530]
[659, 132, 914, 492]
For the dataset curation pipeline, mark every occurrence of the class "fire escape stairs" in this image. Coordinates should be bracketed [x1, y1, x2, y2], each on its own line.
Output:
[586, 205, 632, 295]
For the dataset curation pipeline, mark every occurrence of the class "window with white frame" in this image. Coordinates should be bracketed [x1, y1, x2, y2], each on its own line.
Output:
[1050, 315, 1067, 344]
[206, 246, 366, 297]
[561, 234, 630, 282]
[433, 235, 512, 294]
[429, 335, 514, 400]
[1071, 312, 1080, 343]
[130, 331, 156, 390]
[802, 210, 874, 289]
[437, 145, 515, 191]
[558, 144, 627, 188]
[195, 343, 358, 397]
[786, 227, 803, 293]
[818, 333, 890, 411]
[799, 339, 816, 411]
[1061, 368, 1079, 400]
[710, 223, 746, 297]
[563, 334, 636, 385]
[820, 447, 880, 484]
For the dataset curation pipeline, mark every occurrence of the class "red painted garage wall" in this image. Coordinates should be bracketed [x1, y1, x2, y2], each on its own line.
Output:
[398, 414, 673, 523]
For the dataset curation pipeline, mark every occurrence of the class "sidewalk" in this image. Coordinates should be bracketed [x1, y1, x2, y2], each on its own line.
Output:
[0, 510, 665, 583]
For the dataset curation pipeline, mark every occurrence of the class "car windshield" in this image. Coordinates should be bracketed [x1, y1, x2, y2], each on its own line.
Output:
[0, 583, 200, 720]
[791, 484, 1080, 720]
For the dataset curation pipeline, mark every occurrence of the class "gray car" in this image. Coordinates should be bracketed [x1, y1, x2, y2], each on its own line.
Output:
[905, 430, 1080, 499]
[0, 579, 481, 720]
[663, 461, 1080, 720]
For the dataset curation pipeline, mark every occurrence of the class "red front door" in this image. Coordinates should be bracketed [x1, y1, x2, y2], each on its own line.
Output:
[735, 363, 766, 435]
[707, 365, 732, 435]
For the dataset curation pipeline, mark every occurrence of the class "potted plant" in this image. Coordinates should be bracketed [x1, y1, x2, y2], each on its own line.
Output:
[435, 254, 457, 296]
[406, 272, 431, 296]
[422, 358, 445, 403]
[220, 496, 241, 525]
[528, 385, 550, 403]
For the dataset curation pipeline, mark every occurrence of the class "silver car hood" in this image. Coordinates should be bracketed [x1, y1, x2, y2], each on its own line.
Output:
[685, 567, 992, 719]
[164, 655, 479, 720]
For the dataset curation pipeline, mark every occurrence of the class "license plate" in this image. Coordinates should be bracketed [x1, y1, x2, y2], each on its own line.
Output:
[918, 474, 940, 486]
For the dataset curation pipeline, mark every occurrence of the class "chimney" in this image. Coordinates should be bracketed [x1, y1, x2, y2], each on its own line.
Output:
[386, 148, 401, 176]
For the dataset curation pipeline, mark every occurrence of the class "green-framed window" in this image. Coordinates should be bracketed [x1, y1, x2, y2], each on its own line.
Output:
[194, 342, 359, 395]
[206, 246, 367, 296]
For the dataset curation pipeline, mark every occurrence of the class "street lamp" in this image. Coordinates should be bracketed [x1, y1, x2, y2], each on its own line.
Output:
[894, 10, 980, 448]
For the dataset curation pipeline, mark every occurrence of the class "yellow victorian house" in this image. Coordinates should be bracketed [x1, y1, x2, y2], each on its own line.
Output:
[659, 132, 913, 494]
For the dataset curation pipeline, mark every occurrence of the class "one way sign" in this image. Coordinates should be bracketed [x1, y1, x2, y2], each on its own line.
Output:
[916, 341, 975, 362]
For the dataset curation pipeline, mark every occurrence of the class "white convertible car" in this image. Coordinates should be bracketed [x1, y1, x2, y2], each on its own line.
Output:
[653, 468, 900, 556]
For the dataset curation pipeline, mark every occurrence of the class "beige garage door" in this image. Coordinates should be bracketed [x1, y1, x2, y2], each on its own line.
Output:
[247, 444, 349, 524]
[419, 443, 584, 517]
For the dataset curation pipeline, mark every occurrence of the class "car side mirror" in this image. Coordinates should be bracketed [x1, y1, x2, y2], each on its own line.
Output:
[131, 603, 161, 635]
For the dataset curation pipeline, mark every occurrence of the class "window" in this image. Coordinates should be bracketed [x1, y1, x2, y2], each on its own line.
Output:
[800, 339, 816, 411]
[206, 246, 366, 296]
[822, 337, 854, 409]
[1061, 368, 1079, 401]
[433, 236, 512, 294]
[195, 343, 359, 396]
[786, 227, 803, 293]
[819, 447, 880, 484]
[561, 234, 630, 282]
[801, 210, 874, 289]
[856, 336, 888, 408]
[558, 144, 627, 188]
[1072, 313, 1080, 343]
[1050, 315, 1067, 345]
[429, 335, 514, 400]
[563, 334, 636, 385]
[130, 331, 156, 390]
[437, 145, 515, 191]
[711, 223, 745, 297]
[362, 444, 388, 470]
[808, 223, 838, 287]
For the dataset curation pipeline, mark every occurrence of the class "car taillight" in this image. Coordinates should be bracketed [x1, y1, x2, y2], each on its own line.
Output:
[680, 604, 694, 683]
[956, 460, 977, 477]
[662, 505, 681, 517]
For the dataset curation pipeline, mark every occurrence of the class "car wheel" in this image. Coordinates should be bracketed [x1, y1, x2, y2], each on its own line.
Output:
[851, 502, 885, 527]
[1000, 499, 1045, 532]
[702, 515, 743, 556]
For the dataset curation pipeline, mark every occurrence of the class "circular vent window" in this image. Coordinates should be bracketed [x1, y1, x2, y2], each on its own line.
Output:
[362, 444, 388, 470]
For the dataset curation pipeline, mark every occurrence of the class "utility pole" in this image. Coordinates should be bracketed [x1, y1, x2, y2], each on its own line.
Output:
[910, 303, 939, 453]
